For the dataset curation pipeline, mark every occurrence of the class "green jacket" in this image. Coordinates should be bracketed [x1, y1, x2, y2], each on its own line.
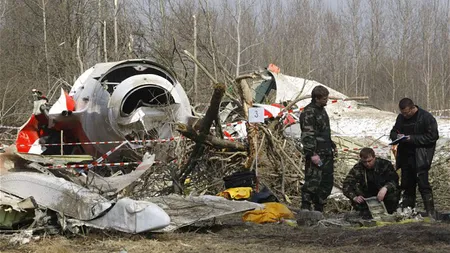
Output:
[299, 102, 336, 158]
[342, 158, 399, 200]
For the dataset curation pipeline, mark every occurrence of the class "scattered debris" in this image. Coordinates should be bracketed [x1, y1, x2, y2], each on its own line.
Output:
[0, 192, 37, 229]
[144, 195, 262, 232]
[65, 197, 170, 233]
[0, 172, 112, 221]
[0, 61, 449, 245]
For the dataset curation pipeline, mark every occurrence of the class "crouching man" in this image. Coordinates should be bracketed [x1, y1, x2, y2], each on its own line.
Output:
[343, 148, 400, 218]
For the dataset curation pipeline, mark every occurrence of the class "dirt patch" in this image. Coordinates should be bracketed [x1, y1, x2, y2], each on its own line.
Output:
[2, 219, 450, 253]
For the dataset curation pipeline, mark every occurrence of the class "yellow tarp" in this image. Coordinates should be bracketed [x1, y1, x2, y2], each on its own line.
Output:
[242, 202, 294, 224]
[217, 187, 252, 200]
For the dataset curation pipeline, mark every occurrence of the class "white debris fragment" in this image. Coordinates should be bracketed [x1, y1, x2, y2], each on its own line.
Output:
[8, 230, 33, 245]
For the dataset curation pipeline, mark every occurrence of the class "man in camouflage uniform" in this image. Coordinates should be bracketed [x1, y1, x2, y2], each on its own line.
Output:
[343, 148, 400, 216]
[299, 85, 336, 212]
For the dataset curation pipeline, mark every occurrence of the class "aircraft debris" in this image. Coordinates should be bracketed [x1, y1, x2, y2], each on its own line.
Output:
[65, 197, 170, 234]
[144, 195, 262, 232]
[15, 59, 192, 164]
[0, 192, 37, 229]
[0, 172, 112, 221]
[0, 60, 449, 240]
[84, 153, 156, 195]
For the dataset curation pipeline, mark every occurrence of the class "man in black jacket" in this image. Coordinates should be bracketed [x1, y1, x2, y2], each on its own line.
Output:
[390, 98, 439, 217]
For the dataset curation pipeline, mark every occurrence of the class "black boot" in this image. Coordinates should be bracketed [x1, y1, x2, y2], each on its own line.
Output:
[401, 194, 416, 209]
[301, 202, 312, 211]
[359, 209, 373, 220]
[314, 204, 324, 213]
[422, 194, 436, 219]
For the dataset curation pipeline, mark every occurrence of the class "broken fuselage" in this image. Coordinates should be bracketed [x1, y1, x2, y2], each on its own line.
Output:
[16, 59, 192, 160]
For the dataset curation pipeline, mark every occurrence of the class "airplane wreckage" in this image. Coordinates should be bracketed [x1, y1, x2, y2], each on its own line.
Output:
[1, 59, 450, 237]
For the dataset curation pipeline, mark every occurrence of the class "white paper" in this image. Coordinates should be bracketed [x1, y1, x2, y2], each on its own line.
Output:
[248, 107, 265, 123]
[388, 135, 408, 145]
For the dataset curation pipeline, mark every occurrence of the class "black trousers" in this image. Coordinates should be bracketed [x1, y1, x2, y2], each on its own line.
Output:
[400, 155, 433, 208]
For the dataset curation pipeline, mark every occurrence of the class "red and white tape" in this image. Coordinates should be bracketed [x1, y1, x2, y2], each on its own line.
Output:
[430, 109, 450, 114]
[47, 161, 141, 169]
[88, 141, 129, 169]
[21, 136, 183, 147]
[217, 100, 343, 128]
[44, 159, 178, 169]
[0, 125, 20, 130]
[221, 121, 247, 127]
[339, 146, 387, 152]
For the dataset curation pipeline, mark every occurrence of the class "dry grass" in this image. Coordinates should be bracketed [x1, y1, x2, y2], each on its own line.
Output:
[2, 216, 450, 253]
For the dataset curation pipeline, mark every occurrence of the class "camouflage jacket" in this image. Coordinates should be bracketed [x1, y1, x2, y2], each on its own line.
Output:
[299, 102, 336, 158]
[342, 158, 399, 200]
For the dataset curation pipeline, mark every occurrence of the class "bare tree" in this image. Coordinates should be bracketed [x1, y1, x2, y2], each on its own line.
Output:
[343, 0, 364, 96]
[113, 0, 118, 60]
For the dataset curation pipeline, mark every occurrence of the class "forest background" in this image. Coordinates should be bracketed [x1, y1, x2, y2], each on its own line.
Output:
[0, 0, 449, 128]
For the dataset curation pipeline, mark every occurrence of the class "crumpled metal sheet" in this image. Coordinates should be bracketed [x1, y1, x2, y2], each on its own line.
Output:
[86, 154, 155, 194]
[0, 192, 37, 229]
[67, 197, 170, 233]
[144, 195, 263, 232]
[0, 172, 112, 220]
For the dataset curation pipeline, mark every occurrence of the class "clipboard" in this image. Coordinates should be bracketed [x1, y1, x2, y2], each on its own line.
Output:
[389, 135, 407, 145]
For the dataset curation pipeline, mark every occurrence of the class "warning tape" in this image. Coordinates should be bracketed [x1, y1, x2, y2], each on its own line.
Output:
[19, 136, 183, 147]
[88, 141, 129, 170]
[275, 99, 343, 118]
[0, 125, 20, 130]
[218, 100, 345, 128]
[331, 134, 388, 137]
[340, 146, 387, 152]
[430, 109, 450, 113]
[47, 161, 141, 169]
[44, 159, 178, 169]
[221, 121, 247, 127]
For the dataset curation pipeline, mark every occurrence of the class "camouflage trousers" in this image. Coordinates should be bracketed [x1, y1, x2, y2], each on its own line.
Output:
[301, 155, 334, 211]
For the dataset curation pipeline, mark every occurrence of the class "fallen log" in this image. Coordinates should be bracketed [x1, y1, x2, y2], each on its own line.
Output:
[236, 78, 257, 169]
[177, 83, 227, 193]
[176, 123, 245, 151]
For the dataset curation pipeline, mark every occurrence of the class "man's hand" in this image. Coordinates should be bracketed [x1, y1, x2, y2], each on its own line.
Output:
[397, 134, 411, 142]
[311, 154, 321, 166]
[377, 187, 388, 201]
[353, 196, 365, 204]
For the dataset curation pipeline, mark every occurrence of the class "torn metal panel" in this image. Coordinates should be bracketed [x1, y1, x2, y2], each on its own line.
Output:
[68, 197, 170, 233]
[85, 154, 155, 194]
[0, 192, 37, 229]
[0, 207, 34, 229]
[0, 172, 112, 221]
[144, 195, 263, 232]
[0, 192, 38, 211]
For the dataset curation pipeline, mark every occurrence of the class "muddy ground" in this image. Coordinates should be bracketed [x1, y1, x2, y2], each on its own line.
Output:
[1, 214, 450, 253]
